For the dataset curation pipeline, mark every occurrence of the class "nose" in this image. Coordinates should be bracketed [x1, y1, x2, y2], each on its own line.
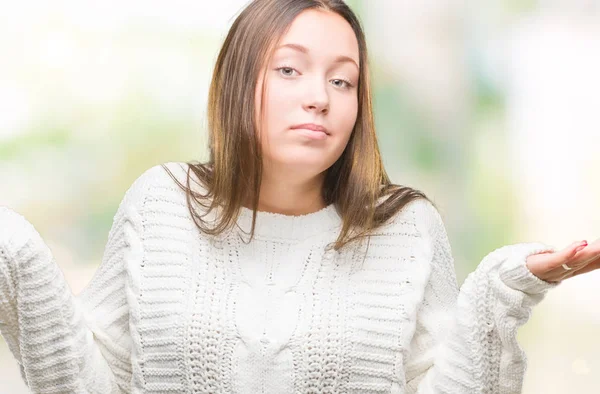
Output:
[303, 76, 330, 114]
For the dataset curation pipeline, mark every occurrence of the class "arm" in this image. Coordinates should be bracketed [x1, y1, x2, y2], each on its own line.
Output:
[0, 167, 156, 393]
[404, 200, 560, 394]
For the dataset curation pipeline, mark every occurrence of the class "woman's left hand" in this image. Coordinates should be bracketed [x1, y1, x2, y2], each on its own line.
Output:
[526, 238, 600, 283]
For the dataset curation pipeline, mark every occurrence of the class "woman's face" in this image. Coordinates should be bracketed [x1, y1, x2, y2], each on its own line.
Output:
[255, 9, 360, 179]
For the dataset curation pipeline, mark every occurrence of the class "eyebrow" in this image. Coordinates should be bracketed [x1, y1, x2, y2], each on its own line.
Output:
[275, 43, 359, 70]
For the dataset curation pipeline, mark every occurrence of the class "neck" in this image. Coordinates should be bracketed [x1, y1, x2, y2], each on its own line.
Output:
[242, 169, 327, 216]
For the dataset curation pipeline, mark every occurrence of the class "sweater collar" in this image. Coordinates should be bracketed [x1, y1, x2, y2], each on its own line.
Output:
[235, 203, 342, 242]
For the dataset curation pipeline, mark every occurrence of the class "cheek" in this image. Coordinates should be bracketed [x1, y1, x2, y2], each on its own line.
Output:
[336, 96, 359, 140]
[259, 79, 294, 138]
[265, 78, 294, 112]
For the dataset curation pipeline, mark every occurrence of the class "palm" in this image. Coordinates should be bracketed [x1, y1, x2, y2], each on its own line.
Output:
[526, 238, 600, 283]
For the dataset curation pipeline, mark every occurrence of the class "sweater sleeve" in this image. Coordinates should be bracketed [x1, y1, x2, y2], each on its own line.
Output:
[403, 200, 561, 394]
[0, 166, 156, 393]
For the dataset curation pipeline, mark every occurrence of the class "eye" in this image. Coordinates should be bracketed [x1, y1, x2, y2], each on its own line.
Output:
[331, 78, 353, 89]
[275, 65, 354, 89]
[275, 66, 298, 77]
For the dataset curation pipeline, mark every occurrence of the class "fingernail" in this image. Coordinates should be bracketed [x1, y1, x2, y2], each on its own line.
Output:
[575, 242, 587, 253]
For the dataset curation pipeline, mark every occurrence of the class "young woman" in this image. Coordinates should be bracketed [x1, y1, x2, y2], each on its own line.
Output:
[1, 0, 599, 393]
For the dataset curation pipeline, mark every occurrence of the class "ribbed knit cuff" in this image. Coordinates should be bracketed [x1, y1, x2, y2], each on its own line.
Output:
[499, 242, 561, 295]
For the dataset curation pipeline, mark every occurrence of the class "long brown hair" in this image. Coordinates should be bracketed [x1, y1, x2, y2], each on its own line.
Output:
[164, 0, 433, 251]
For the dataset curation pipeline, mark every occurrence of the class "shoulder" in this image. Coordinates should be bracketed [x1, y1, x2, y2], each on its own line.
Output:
[130, 161, 193, 190]
[118, 161, 192, 212]
[407, 198, 446, 234]
[379, 197, 448, 243]
[408, 199, 448, 243]
[379, 199, 455, 277]
[403, 199, 454, 270]
[140, 161, 189, 184]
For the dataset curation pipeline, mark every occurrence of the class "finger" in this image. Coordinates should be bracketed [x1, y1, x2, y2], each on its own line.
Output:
[570, 255, 600, 277]
[551, 241, 588, 269]
[568, 242, 600, 270]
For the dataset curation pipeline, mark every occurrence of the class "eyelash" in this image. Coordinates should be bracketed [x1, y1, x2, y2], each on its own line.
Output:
[275, 65, 354, 89]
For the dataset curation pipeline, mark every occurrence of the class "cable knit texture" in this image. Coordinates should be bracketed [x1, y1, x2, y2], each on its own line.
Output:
[0, 162, 561, 394]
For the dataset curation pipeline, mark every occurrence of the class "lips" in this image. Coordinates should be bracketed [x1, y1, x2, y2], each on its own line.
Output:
[290, 123, 330, 135]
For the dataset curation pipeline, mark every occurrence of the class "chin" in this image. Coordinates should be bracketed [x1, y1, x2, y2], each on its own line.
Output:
[267, 158, 330, 174]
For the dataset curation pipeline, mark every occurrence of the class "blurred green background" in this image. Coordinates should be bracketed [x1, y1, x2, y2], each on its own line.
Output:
[1, 0, 599, 392]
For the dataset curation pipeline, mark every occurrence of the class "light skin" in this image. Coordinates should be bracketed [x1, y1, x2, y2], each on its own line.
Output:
[246, 9, 600, 284]
[249, 8, 359, 216]
[526, 239, 600, 283]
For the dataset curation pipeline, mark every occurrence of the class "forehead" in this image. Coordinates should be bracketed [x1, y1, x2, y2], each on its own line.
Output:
[274, 9, 360, 67]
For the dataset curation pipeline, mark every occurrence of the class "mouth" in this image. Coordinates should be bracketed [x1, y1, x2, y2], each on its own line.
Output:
[290, 123, 330, 135]
[291, 127, 329, 140]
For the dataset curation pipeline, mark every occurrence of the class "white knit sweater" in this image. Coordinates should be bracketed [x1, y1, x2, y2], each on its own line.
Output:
[0, 162, 560, 394]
